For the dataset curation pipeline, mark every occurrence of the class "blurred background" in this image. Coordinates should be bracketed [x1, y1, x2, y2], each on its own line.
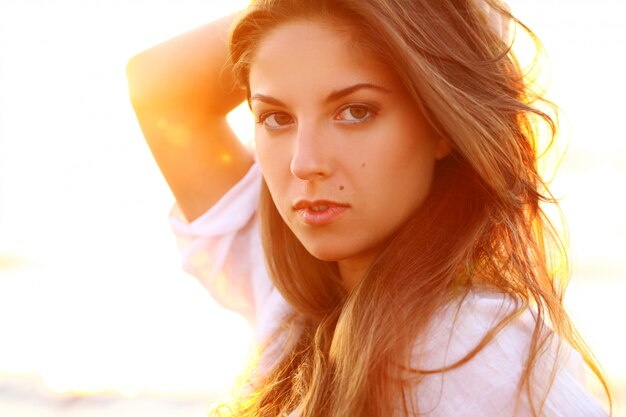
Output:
[0, 0, 624, 416]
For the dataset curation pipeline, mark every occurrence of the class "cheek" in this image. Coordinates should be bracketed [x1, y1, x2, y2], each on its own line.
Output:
[256, 139, 293, 215]
[401, 150, 437, 200]
[372, 137, 438, 209]
[256, 138, 286, 182]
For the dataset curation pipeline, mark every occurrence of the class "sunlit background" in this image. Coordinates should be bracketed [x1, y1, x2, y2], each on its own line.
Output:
[0, 0, 624, 416]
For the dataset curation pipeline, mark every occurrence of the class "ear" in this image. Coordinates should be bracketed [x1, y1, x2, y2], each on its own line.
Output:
[434, 136, 453, 160]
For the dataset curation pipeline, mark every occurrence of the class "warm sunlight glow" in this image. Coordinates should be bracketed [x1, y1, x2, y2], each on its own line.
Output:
[158, 119, 193, 147]
[0, 0, 252, 401]
[0, 1, 624, 416]
[227, 101, 256, 147]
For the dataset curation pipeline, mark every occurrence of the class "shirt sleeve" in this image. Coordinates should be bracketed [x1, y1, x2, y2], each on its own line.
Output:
[405, 291, 609, 417]
[168, 162, 273, 325]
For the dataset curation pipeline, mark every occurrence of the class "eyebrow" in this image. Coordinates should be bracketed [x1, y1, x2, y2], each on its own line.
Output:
[325, 83, 391, 103]
[249, 83, 391, 107]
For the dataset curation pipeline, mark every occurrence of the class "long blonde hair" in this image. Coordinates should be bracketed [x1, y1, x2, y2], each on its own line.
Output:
[220, 0, 612, 415]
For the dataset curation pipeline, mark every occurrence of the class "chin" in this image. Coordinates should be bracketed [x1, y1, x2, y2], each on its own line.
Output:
[300, 241, 351, 262]
[300, 236, 374, 264]
[304, 248, 343, 262]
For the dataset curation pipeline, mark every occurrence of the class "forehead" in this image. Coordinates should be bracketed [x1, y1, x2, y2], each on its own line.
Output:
[249, 20, 400, 97]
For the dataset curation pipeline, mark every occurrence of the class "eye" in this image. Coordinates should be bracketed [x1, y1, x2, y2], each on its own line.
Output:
[335, 105, 375, 123]
[258, 112, 294, 129]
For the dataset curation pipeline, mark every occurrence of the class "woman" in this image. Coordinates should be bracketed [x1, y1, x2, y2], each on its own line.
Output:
[127, 0, 612, 415]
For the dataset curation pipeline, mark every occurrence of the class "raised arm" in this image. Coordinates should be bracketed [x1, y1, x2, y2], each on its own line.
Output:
[126, 13, 254, 222]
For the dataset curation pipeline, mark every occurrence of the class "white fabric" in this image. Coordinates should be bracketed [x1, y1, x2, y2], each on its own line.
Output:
[169, 162, 290, 343]
[169, 162, 608, 416]
[407, 292, 606, 416]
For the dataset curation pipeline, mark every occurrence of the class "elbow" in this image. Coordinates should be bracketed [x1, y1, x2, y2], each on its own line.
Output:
[126, 51, 159, 113]
[125, 54, 144, 111]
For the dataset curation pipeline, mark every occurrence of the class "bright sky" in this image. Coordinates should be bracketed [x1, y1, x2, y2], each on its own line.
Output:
[0, 0, 624, 407]
[0, 0, 253, 397]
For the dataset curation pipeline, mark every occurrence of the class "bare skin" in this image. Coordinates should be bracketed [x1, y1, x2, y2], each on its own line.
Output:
[127, 13, 253, 222]
[250, 21, 450, 289]
[128, 16, 449, 289]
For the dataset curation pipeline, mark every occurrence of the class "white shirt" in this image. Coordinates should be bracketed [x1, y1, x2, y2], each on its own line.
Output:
[169, 162, 608, 416]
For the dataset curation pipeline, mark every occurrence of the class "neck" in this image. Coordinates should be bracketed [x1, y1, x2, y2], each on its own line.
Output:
[337, 252, 377, 292]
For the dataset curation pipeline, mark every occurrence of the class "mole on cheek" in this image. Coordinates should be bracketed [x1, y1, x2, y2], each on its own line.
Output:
[339, 185, 345, 191]
[361, 163, 366, 168]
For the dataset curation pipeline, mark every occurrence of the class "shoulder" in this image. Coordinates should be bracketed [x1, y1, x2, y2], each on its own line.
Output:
[168, 162, 271, 322]
[413, 290, 529, 370]
[169, 161, 262, 236]
[405, 290, 607, 416]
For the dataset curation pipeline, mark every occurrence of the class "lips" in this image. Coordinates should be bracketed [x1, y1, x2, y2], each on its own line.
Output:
[293, 199, 349, 226]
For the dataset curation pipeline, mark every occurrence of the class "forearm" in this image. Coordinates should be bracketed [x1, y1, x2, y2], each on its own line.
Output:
[126, 12, 244, 119]
[126, 12, 253, 222]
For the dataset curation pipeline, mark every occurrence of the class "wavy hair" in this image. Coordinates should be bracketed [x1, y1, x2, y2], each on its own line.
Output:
[217, 0, 612, 416]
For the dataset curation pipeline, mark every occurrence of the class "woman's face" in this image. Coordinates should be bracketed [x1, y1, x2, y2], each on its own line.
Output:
[249, 20, 449, 285]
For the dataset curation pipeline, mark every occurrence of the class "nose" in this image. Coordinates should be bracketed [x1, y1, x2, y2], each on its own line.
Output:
[290, 122, 332, 180]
